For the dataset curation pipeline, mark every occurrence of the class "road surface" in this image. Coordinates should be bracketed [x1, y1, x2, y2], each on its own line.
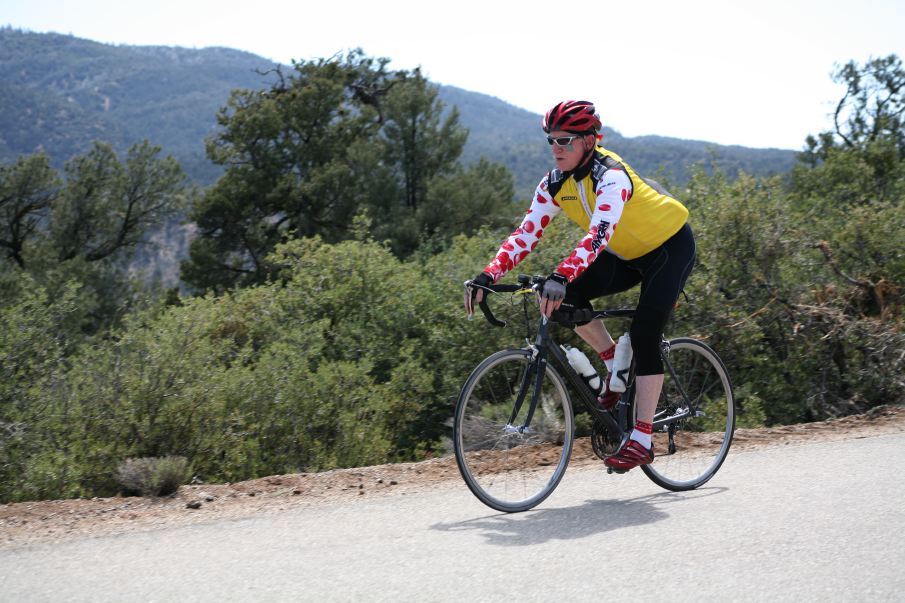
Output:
[2, 432, 904, 601]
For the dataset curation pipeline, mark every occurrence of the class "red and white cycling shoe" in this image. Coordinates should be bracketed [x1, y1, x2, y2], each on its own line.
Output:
[604, 439, 654, 472]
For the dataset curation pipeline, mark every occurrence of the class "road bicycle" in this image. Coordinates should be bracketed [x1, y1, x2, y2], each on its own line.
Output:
[454, 274, 736, 513]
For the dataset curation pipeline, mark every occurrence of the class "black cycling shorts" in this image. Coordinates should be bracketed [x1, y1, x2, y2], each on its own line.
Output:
[563, 222, 696, 376]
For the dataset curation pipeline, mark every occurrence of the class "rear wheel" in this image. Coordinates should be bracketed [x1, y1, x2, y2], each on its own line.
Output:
[641, 338, 735, 491]
[453, 349, 573, 513]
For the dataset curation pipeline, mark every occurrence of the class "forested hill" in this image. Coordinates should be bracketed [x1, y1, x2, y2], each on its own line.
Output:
[441, 87, 798, 193]
[0, 27, 797, 195]
[0, 28, 275, 184]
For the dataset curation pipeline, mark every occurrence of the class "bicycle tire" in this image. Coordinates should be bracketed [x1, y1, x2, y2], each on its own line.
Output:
[453, 349, 574, 513]
[641, 338, 735, 491]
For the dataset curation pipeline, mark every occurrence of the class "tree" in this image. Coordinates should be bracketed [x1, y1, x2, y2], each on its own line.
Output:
[0, 153, 60, 268]
[773, 56, 905, 417]
[380, 72, 467, 212]
[50, 141, 189, 264]
[1, 141, 188, 272]
[792, 54, 904, 320]
[0, 141, 190, 334]
[182, 50, 397, 291]
[365, 72, 516, 257]
[800, 54, 905, 169]
[182, 49, 519, 292]
[831, 55, 905, 154]
[0, 277, 87, 501]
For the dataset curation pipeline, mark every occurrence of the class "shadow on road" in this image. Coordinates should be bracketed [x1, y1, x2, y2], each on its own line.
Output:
[431, 487, 726, 546]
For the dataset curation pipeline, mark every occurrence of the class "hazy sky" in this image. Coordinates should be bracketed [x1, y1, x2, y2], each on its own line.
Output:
[4, 0, 904, 150]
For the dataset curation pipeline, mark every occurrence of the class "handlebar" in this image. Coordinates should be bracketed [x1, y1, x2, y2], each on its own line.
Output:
[465, 274, 542, 327]
[465, 274, 635, 328]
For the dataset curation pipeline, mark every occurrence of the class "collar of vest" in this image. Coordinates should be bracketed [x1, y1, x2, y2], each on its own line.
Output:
[563, 147, 599, 181]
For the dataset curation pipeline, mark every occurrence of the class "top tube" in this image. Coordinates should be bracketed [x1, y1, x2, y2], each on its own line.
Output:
[553, 306, 634, 327]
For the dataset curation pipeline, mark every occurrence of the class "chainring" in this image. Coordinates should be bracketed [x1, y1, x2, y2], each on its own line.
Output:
[591, 418, 622, 459]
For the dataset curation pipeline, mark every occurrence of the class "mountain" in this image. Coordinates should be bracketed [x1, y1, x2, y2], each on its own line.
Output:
[1, 28, 797, 199]
[443, 86, 799, 194]
[0, 27, 280, 184]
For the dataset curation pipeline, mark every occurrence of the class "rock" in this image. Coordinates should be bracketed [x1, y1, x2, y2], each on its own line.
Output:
[186, 501, 202, 509]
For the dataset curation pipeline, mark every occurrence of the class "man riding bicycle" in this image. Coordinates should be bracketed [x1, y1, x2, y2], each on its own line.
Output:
[464, 100, 696, 472]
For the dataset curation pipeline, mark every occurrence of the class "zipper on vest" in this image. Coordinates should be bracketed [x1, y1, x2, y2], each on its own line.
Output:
[577, 181, 593, 220]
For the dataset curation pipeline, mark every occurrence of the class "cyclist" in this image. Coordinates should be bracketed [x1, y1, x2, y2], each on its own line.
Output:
[464, 100, 696, 472]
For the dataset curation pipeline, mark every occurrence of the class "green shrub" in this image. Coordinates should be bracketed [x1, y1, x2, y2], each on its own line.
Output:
[5, 165, 902, 502]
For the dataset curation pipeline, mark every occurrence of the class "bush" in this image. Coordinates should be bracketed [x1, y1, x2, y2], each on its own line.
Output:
[116, 456, 190, 497]
[5, 165, 902, 502]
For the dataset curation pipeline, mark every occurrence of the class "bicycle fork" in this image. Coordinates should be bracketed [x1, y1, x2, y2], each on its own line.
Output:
[505, 319, 552, 434]
[504, 348, 547, 434]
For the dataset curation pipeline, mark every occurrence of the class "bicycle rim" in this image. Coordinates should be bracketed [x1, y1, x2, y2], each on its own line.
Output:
[641, 338, 735, 491]
[453, 349, 573, 513]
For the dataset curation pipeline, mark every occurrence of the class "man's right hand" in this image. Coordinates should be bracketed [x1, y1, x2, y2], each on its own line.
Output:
[464, 272, 493, 317]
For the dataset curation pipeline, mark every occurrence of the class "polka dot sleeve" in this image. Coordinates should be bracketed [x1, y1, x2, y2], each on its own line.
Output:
[483, 176, 561, 282]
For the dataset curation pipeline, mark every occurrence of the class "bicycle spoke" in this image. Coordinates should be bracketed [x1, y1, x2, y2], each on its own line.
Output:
[642, 338, 735, 491]
[453, 350, 573, 512]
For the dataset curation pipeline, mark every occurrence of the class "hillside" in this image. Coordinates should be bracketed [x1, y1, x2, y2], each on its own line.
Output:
[442, 86, 799, 194]
[1, 28, 797, 197]
[0, 27, 279, 184]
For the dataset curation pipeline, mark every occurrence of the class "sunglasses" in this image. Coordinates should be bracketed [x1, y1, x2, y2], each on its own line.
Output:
[546, 134, 586, 147]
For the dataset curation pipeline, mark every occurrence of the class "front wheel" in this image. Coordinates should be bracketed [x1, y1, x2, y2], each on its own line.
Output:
[453, 349, 574, 513]
[641, 338, 735, 491]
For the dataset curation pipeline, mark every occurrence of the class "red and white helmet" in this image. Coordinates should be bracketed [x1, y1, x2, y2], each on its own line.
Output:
[542, 100, 601, 134]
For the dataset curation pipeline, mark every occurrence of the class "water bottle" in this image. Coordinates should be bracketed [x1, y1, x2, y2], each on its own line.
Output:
[609, 333, 633, 393]
[564, 346, 602, 395]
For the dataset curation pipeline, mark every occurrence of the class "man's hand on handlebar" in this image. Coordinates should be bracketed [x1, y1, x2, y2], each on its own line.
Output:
[539, 273, 568, 318]
[464, 272, 494, 317]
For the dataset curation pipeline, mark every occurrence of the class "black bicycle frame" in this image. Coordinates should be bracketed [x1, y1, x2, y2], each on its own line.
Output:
[471, 277, 694, 437]
[515, 315, 628, 440]
[655, 339, 694, 429]
[517, 315, 695, 438]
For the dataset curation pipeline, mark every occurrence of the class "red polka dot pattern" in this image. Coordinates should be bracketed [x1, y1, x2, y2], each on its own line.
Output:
[484, 167, 631, 284]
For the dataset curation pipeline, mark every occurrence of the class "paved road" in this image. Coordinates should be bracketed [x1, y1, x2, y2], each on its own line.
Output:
[3, 433, 904, 602]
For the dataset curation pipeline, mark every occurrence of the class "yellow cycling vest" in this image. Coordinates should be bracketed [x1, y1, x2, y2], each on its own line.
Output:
[549, 147, 688, 260]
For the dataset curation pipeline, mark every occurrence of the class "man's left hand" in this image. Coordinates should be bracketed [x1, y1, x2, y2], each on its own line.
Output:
[539, 273, 568, 317]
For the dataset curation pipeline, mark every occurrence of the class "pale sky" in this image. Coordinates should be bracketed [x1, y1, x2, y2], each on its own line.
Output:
[4, 0, 905, 150]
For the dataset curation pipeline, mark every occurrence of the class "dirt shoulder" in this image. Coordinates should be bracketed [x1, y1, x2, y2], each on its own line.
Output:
[2, 405, 903, 549]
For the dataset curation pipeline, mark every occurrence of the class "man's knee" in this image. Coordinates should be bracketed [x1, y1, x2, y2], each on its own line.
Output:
[629, 320, 664, 376]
